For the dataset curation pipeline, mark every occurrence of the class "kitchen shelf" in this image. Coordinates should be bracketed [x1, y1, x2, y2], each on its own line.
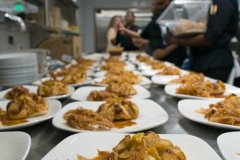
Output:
[25, 21, 80, 36]
[24, 0, 78, 8]
[24, 0, 43, 6]
[58, 0, 78, 9]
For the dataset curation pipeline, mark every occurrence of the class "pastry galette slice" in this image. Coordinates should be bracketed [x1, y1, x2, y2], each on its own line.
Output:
[97, 98, 139, 122]
[105, 82, 137, 96]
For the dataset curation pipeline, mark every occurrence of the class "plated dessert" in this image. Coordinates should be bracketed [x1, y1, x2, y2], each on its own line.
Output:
[75, 57, 96, 66]
[105, 82, 137, 96]
[0, 93, 49, 126]
[136, 55, 153, 64]
[150, 61, 167, 70]
[88, 82, 137, 101]
[87, 90, 118, 101]
[55, 66, 88, 77]
[60, 72, 86, 84]
[37, 80, 69, 97]
[4, 86, 30, 99]
[157, 66, 181, 75]
[63, 98, 139, 131]
[105, 69, 139, 77]
[176, 80, 226, 98]
[196, 94, 240, 126]
[170, 72, 205, 84]
[95, 74, 142, 85]
[53, 57, 96, 79]
[100, 63, 126, 71]
[103, 56, 122, 63]
[78, 131, 186, 160]
[52, 99, 167, 133]
[3, 84, 70, 100]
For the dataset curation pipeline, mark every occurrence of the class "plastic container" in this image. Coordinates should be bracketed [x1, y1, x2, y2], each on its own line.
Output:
[157, 0, 212, 38]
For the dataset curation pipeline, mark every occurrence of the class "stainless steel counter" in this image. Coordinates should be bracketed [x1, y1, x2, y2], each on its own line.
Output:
[12, 84, 232, 159]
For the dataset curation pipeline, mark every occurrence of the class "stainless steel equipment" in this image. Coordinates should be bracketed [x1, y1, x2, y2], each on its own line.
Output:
[0, 11, 26, 31]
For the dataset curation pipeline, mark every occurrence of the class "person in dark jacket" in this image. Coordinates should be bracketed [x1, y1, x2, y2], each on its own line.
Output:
[118, 0, 186, 67]
[169, 0, 238, 82]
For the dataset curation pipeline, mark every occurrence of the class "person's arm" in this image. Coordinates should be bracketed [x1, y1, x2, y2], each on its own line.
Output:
[169, 34, 213, 47]
[152, 45, 179, 59]
[118, 23, 141, 38]
[170, 1, 234, 47]
[111, 31, 120, 45]
[107, 28, 117, 45]
[132, 38, 149, 47]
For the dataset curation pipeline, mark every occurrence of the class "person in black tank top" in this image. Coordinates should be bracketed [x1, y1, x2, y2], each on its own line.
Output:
[112, 11, 141, 51]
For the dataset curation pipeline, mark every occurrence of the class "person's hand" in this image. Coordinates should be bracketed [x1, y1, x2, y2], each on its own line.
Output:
[152, 49, 166, 59]
[111, 39, 117, 45]
[132, 38, 148, 47]
[118, 23, 126, 33]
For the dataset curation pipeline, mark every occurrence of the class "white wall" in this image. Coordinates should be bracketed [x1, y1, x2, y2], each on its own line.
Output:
[77, 0, 152, 53]
[0, 24, 30, 53]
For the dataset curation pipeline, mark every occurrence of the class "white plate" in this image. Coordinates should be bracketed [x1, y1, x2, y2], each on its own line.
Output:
[0, 79, 39, 87]
[144, 69, 189, 77]
[138, 65, 152, 70]
[178, 99, 240, 130]
[42, 132, 221, 160]
[94, 70, 141, 77]
[165, 84, 240, 100]
[0, 67, 38, 75]
[0, 85, 75, 100]
[65, 63, 96, 71]
[51, 68, 95, 77]
[0, 62, 37, 69]
[71, 85, 151, 101]
[0, 52, 36, 60]
[32, 77, 92, 87]
[217, 132, 240, 160]
[52, 99, 168, 133]
[101, 55, 126, 61]
[141, 69, 163, 77]
[0, 75, 38, 82]
[0, 71, 38, 78]
[0, 100, 61, 130]
[152, 74, 216, 86]
[138, 62, 174, 70]
[152, 75, 180, 85]
[101, 61, 134, 66]
[129, 55, 152, 64]
[70, 59, 100, 68]
[92, 76, 151, 86]
[0, 132, 31, 160]
[83, 53, 110, 61]
[96, 65, 135, 71]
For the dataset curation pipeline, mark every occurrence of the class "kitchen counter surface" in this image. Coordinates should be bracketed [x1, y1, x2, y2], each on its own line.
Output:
[12, 84, 232, 159]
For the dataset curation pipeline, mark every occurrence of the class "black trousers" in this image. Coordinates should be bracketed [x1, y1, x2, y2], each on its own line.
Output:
[203, 67, 232, 83]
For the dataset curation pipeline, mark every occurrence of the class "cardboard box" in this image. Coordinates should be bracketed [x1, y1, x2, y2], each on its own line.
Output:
[38, 36, 81, 62]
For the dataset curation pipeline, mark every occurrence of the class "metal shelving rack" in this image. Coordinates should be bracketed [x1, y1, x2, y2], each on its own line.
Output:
[25, 21, 79, 36]
[23, 0, 80, 48]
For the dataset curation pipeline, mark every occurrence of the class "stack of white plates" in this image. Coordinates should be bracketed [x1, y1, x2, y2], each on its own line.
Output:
[0, 53, 39, 87]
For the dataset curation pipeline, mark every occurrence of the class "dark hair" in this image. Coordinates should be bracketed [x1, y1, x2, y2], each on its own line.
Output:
[126, 11, 135, 18]
[107, 16, 120, 30]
